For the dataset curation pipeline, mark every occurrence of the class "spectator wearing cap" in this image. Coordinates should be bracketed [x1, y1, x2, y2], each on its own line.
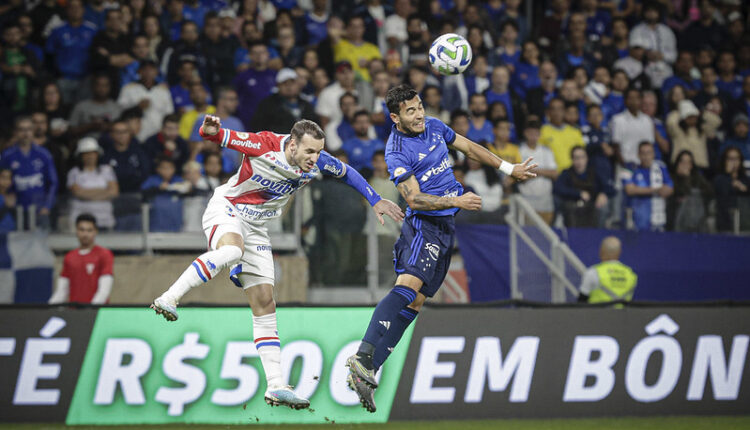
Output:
[233, 42, 277, 130]
[334, 16, 382, 83]
[629, 2, 677, 64]
[316, 60, 357, 130]
[192, 87, 244, 173]
[89, 8, 133, 95]
[720, 114, 750, 166]
[68, 74, 122, 140]
[614, 37, 648, 82]
[519, 118, 558, 224]
[252, 68, 318, 134]
[667, 99, 721, 169]
[610, 88, 655, 165]
[44, 0, 97, 104]
[67, 137, 118, 231]
[117, 60, 174, 142]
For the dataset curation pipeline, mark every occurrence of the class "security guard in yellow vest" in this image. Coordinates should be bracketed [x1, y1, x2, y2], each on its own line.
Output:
[578, 236, 637, 305]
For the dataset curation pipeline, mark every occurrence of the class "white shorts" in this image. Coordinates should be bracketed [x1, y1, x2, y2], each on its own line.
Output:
[202, 200, 275, 288]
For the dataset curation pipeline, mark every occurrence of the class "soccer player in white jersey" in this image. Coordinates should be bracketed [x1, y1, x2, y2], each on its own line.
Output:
[151, 115, 403, 409]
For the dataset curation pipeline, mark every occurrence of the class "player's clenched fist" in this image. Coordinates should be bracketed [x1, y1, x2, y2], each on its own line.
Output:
[455, 192, 482, 211]
[202, 115, 222, 135]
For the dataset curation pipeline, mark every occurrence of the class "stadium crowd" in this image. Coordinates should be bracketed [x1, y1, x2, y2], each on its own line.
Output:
[0, 0, 749, 236]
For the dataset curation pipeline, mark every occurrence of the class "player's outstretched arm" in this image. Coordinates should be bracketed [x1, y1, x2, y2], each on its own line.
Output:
[449, 134, 538, 181]
[396, 175, 482, 211]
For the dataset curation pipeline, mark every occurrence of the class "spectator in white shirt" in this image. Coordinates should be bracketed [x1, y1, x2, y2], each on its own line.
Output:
[117, 60, 174, 142]
[67, 138, 119, 231]
[610, 88, 655, 165]
[629, 2, 677, 64]
[518, 117, 558, 224]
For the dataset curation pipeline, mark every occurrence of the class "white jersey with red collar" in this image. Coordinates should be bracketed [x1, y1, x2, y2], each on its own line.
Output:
[201, 127, 350, 222]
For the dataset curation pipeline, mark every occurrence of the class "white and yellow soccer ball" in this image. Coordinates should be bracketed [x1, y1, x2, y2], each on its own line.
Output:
[428, 33, 473, 75]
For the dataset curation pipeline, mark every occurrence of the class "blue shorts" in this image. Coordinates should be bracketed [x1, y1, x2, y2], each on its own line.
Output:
[393, 214, 455, 298]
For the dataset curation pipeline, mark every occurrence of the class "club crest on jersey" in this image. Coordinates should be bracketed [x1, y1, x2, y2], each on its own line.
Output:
[236, 132, 249, 139]
[86, 263, 95, 275]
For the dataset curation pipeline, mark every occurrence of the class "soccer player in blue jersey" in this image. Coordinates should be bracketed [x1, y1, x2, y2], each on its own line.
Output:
[346, 85, 538, 412]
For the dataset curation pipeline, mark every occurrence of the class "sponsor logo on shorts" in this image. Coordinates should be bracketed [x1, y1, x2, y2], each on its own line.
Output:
[425, 242, 440, 261]
[236, 205, 279, 219]
[256, 245, 272, 252]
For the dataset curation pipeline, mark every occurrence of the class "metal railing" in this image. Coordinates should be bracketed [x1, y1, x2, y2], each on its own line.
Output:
[505, 195, 587, 303]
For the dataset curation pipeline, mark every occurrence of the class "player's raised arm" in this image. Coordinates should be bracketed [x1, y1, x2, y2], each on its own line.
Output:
[317, 151, 404, 224]
[198, 114, 276, 156]
[396, 174, 482, 211]
[449, 133, 538, 181]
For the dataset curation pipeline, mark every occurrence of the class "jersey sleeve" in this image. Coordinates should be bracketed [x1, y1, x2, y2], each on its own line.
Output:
[435, 118, 457, 144]
[199, 127, 279, 157]
[317, 151, 381, 206]
[386, 150, 413, 186]
[60, 251, 72, 279]
[316, 150, 347, 178]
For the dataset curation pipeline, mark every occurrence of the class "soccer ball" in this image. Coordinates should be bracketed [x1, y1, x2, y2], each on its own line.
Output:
[428, 33, 473, 75]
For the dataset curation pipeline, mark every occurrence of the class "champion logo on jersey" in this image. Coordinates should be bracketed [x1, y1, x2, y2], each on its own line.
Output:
[379, 320, 391, 330]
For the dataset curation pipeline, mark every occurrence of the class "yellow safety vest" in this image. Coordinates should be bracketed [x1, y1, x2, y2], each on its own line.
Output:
[588, 261, 638, 305]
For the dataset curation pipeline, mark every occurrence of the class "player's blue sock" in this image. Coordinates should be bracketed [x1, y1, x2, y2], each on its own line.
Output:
[373, 307, 418, 371]
[358, 286, 417, 367]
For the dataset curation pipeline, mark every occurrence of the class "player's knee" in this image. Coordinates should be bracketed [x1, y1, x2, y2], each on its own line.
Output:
[408, 293, 426, 312]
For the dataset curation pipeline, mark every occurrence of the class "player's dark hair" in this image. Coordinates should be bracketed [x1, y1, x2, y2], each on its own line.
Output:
[386, 84, 419, 115]
[76, 213, 98, 229]
[291, 119, 325, 141]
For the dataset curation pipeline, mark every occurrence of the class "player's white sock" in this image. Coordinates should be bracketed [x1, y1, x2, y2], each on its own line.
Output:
[253, 312, 284, 388]
[161, 245, 243, 303]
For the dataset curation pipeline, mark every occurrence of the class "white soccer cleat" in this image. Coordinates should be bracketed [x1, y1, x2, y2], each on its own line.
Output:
[264, 386, 310, 410]
[151, 296, 178, 321]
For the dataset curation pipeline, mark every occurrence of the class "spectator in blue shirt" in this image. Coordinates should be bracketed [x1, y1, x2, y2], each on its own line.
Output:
[303, 0, 330, 46]
[141, 157, 184, 232]
[83, 0, 107, 31]
[467, 93, 494, 144]
[601, 69, 628, 122]
[661, 51, 702, 100]
[342, 110, 385, 174]
[583, 104, 614, 182]
[0, 117, 58, 228]
[183, 0, 208, 30]
[624, 141, 674, 231]
[581, 0, 611, 41]
[716, 51, 743, 100]
[511, 40, 541, 100]
[101, 120, 151, 193]
[160, 0, 185, 42]
[45, 0, 97, 104]
[485, 65, 524, 132]
[0, 168, 17, 232]
[233, 42, 277, 130]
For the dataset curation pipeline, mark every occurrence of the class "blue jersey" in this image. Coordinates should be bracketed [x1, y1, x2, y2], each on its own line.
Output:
[0, 145, 58, 210]
[385, 117, 462, 217]
[623, 162, 673, 231]
[342, 137, 385, 172]
[45, 22, 97, 79]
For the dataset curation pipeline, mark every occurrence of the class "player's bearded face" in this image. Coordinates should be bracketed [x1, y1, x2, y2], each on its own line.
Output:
[396, 97, 426, 134]
[290, 134, 324, 172]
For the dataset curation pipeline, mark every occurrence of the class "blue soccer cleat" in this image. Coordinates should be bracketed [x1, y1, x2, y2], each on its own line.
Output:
[151, 296, 178, 321]
[264, 386, 310, 410]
